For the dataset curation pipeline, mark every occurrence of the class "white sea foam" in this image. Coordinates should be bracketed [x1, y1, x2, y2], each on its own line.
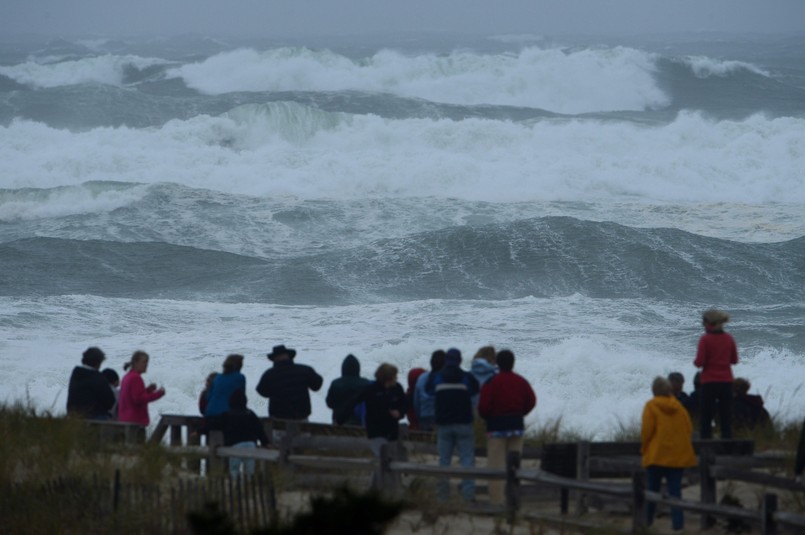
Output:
[0, 182, 147, 222]
[1, 111, 803, 209]
[0, 54, 169, 88]
[1, 295, 802, 439]
[168, 45, 668, 113]
[682, 56, 770, 78]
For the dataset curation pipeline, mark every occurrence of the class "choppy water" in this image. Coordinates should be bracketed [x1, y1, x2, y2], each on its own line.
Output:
[1, 32, 803, 437]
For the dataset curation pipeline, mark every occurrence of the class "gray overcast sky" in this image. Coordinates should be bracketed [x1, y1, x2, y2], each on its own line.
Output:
[3, 1, 805, 38]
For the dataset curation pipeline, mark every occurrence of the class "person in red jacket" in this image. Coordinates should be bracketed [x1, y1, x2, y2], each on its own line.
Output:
[118, 350, 166, 427]
[478, 349, 536, 505]
[694, 309, 738, 439]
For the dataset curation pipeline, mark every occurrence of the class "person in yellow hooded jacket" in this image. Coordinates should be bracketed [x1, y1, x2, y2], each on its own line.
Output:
[642, 376, 698, 531]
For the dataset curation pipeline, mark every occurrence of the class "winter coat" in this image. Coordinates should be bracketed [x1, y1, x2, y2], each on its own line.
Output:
[478, 370, 536, 433]
[256, 360, 323, 419]
[325, 355, 371, 425]
[426, 364, 479, 426]
[203, 408, 270, 447]
[66, 365, 116, 420]
[641, 395, 697, 468]
[414, 371, 437, 421]
[118, 370, 164, 426]
[694, 329, 738, 383]
[204, 372, 246, 417]
[352, 381, 407, 441]
[470, 359, 497, 387]
[405, 368, 426, 429]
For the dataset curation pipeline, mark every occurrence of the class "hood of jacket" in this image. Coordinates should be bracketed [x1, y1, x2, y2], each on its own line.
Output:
[647, 395, 683, 416]
[341, 354, 360, 378]
[471, 359, 497, 384]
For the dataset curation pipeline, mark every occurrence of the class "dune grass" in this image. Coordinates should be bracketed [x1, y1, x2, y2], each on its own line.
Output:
[1, 402, 802, 533]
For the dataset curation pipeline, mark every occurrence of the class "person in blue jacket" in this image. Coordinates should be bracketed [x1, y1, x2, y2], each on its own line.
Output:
[205, 354, 246, 417]
[426, 347, 479, 502]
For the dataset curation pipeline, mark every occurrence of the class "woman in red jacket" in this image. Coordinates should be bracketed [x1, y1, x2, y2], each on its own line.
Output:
[118, 350, 166, 426]
[694, 309, 738, 439]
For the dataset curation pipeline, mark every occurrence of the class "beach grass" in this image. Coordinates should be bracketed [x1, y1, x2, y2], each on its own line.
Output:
[1, 402, 802, 533]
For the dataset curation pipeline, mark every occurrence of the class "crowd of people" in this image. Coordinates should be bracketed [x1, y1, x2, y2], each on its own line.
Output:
[65, 309, 805, 525]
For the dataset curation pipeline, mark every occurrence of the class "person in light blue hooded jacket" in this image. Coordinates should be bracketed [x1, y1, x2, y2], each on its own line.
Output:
[470, 345, 497, 406]
[413, 349, 445, 432]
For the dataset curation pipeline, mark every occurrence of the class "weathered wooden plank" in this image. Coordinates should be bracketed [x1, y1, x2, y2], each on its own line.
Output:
[710, 466, 805, 491]
[645, 491, 761, 522]
[286, 454, 375, 471]
[389, 461, 506, 480]
[517, 468, 633, 498]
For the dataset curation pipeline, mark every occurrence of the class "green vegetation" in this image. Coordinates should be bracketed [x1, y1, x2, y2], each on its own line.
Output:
[0, 402, 802, 534]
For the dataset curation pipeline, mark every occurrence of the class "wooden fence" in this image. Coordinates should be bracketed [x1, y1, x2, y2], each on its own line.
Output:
[104, 415, 805, 534]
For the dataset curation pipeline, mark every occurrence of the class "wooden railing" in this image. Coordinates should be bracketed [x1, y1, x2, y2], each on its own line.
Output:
[140, 416, 805, 534]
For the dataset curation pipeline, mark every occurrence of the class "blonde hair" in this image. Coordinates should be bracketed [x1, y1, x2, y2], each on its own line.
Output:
[702, 309, 730, 326]
[123, 350, 149, 371]
[473, 345, 496, 365]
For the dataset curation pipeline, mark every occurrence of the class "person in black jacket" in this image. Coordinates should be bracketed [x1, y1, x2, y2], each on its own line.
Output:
[255, 344, 323, 420]
[66, 347, 116, 420]
[348, 363, 407, 455]
[203, 389, 270, 477]
[326, 354, 371, 425]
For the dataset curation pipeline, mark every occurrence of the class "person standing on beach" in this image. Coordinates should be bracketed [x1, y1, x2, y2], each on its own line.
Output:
[204, 354, 246, 417]
[427, 348, 479, 502]
[326, 353, 371, 426]
[198, 372, 218, 416]
[668, 372, 689, 408]
[347, 363, 407, 455]
[413, 349, 445, 432]
[478, 349, 536, 505]
[256, 344, 323, 420]
[202, 388, 270, 477]
[118, 351, 166, 426]
[66, 347, 116, 420]
[101, 368, 120, 420]
[694, 309, 738, 439]
[641, 376, 697, 531]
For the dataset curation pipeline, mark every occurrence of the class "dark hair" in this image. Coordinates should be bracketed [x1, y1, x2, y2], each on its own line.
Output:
[667, 372, 684, 386]
[496, 350, 515, 371]
[123, 350, 149, 371]
[101, 368, 119, 385]
[375, 363, 398, 383]
[733, 377, 751, 396]
[82, 347, 106, 368]
[430, 349, 446, 371]
[222, 354, 244, 374]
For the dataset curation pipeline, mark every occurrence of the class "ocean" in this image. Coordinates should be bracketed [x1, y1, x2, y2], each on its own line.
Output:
[0, 32, 803, 438]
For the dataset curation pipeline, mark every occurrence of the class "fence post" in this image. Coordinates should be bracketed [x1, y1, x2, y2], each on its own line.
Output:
[576, 440, 590, 515]
[699, 446, 717, 530]
[505, 450, 521, 525]
[376, 442, 391, 493]
[208, 430, 224, 475]
[761, 493, 778, 535]
[170, 424, 183, 447]
[631, 471, 646, 534]
[113, 468, 121, 513]
[279, 421, 299, 469]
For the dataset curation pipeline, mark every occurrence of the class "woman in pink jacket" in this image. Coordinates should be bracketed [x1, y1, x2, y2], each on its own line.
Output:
[118, 350, 166, 426]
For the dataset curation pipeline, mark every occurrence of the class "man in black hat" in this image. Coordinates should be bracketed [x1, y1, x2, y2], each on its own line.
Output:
[255, 344, 323, 420]
[66, 347, 117, 420]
